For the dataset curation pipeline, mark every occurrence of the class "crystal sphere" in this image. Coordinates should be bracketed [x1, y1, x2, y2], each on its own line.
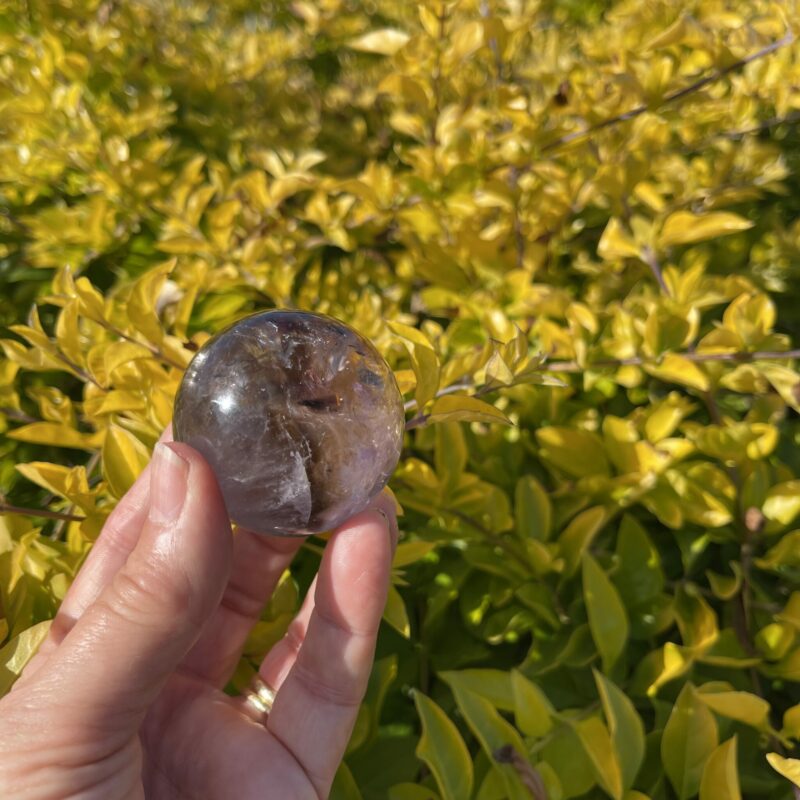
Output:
[173, 310, 405, 535]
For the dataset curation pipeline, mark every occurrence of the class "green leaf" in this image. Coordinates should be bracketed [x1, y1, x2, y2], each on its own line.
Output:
[510, 669, 554, 738]
[412, 691, 474, 800]
[514, 476, 552, 541]
[614, 514, 664, 606]
[439, 669, 513, 710]
[594, 670, 646, 791]
[661, 684, 719, 799]
[583, 553, 629, 672]
[699, 737, 740, 800]
[573, 716, 624, 800]
[442, 675, 530, 800]
[435, 421, 467, 496]
[559, 506, 609, 577]
[388, 785, 442, 800]
[330, 761, 364, 800]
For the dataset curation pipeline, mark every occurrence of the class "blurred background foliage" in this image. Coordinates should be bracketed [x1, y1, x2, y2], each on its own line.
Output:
[1, 0, 800, 797]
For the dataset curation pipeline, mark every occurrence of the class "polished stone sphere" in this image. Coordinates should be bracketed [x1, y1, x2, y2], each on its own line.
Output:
[173, 310, 405, 535]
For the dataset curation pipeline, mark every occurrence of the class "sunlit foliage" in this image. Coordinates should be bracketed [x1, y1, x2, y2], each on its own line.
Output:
[2, 1, 800, 797]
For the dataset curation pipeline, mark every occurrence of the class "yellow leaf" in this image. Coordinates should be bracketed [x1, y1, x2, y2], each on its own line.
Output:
[0, 620, 51, 696]
[388, 321, 440, 409]
[700, 738, 741, 800]
[393, 369, 416, 395]
[102, 425, 150, 498]
[574, 716, 624, 800]
[102, 341, 154, 377]
[127, 260, 175, 343]
[659, 211, 753, 248]
[698, 690, 770, 730]
[536, 427, 610, 478]
[766, 753, 800, 789]
[348, 28, 410, 56]
[644, 354, 709, 391]
[412, 691, 474, 800]
[8, 423, 103, 450]
[447, 21, 484, 62]
[598, 218, 641, 260]
[763, 481, 800, 526]
[383, 584, 411, 638]
[426, 395, 510, 425]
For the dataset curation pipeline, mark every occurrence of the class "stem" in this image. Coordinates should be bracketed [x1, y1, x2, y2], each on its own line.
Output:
[542, 32, 796, 152]
[97, 319, 184, 370]
[642, 245, 669, 295]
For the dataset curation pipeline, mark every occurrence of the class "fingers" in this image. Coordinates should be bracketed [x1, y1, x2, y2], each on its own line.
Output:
[180, 529, 302, 686]
[41, 442, 233, 730]
[263, 494, 397, 798]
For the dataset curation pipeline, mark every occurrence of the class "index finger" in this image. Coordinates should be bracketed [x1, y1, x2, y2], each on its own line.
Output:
[264, 500, 397, 797]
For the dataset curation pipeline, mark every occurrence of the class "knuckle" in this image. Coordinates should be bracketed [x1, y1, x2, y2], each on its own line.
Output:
[292, 659, 364, 709]
[100, 559, 197, 631]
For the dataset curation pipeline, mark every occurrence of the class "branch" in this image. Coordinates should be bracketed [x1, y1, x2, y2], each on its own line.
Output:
[542, 32, 797, 152]
[540, 348, 800, 372]
[681, 110, 800, 154]
[96, 319, 185, 370]
[642, 245, 669, 295]
[0, 503, 85, 522]
[403, 347, 800, 420]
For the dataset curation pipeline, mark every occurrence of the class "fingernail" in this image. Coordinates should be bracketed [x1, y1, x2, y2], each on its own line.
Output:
[149, 443, 189, 526]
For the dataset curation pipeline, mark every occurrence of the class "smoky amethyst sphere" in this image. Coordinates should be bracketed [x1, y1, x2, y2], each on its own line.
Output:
[173, 310, 405, 535]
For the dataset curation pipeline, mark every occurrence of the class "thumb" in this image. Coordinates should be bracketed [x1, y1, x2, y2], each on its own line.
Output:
[43, 442, 233, 729]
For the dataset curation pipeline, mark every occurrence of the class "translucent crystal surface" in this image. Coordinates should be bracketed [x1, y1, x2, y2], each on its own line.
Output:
[173, 310, 405, 535]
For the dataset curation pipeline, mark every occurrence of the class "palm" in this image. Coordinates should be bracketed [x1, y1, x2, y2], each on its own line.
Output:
[1, 440, 396, 800]
[141, 677, 315, 799]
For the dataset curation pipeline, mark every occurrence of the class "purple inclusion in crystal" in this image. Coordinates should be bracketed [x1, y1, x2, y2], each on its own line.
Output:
[173, 310, 404, 535]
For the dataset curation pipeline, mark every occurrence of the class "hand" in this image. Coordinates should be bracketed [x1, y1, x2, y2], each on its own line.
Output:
[0, 431, 398, 799]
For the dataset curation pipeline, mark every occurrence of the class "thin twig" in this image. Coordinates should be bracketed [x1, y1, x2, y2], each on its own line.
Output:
[96, 319, 184, 370]
[0, 407, 38, 424]
[0, 503, 85, 522]
[642, 245, 669, 295]
[542, 32, 797, 152]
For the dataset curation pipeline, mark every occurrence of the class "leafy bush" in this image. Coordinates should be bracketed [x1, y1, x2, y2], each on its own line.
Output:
[2, 1, 800, 798]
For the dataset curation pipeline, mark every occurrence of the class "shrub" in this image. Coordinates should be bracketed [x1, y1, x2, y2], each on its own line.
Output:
[1, 1, 800, 798]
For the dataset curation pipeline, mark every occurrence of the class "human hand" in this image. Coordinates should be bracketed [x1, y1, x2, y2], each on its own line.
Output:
[0, 430, 398, 799]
